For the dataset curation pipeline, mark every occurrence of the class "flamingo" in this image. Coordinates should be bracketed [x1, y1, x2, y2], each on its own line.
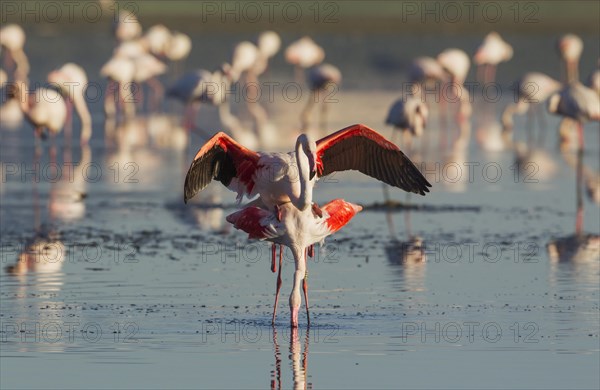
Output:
[165, 32, 192, 78]
[47, 63, 93, 144]
[227, 198, 362, 327]
[112, 10, 142, 42]
[548, 82, 600, 150]
[385, 96, 428, 151]
[9, 81, 67, 139]
[100, 55, 136, 118]
[184, 124, 431, 294]
[132, 53, 167, 112]
[0, 24, 29, 80]
[231, 41, 259, 81]
[253, 31, 281, 75]
[548, 83, 598, 234]
[183, 124, 430, 212]
[300, 63, 342, 131]
[474, 32, 513, 84]
[437, 48, 472, 122]
[167, 64, 235, 133]
[285, 37, 325, 82]
[557, 34, 583, 83]
[144, 24, 171, 57]
[501, 72, 562, 144]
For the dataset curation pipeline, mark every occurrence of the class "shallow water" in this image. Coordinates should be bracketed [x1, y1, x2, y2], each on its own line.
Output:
[1, 7, 600, 390]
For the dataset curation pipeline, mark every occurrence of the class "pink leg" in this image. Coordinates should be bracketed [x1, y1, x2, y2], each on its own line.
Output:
[303, 248, 310, 326]
[271, 244, 277, 273]
[272, 247, 283, 325]
[577, 122, 584, 151]
[64, 100, 73, 163]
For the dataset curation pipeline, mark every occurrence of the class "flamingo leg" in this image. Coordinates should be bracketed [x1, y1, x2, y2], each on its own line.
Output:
[575, 145, 583, 235]
[272, 246, 283, 325]
[271, 244, 277, 273]
[300, 91, 316, 131]
[302, 248, 310, 327]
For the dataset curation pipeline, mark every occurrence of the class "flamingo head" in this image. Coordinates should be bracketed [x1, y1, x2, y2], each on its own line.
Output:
[297, 133, 317, 180]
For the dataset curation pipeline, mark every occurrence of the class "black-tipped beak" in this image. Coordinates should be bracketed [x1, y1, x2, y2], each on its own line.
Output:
[309, 170, 316, 181]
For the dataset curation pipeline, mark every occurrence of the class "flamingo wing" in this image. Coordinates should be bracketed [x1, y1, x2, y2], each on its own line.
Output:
[226, 206, 284, 240]
[322, 199, 362, 234]
[315, 124, 431, 195]
[184, 132, 260, 203]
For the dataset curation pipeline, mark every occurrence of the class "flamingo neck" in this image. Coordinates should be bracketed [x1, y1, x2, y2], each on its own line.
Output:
[294, 137, 313, 211]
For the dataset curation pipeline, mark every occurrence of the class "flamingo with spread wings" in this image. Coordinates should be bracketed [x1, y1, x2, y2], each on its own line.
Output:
[184, 123, 431, 326]
[184, 123, 431, 211]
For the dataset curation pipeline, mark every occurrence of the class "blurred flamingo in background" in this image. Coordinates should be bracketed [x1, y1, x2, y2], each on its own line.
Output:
[474, 32, 513, 84]
[437, 48, 472, 123]
[285, 37, 325, 82]
[501, 72, 562, 144]
[100, 55, 136, 119]
[8, 81, 67, 158]
[385, 95, 428, 151]
[300, 63, 342, 131]
[0, 24, 29, 80]
[557, 34, 583, 83]
[47, 63, 93, 145]
[113, 10, 142, 42]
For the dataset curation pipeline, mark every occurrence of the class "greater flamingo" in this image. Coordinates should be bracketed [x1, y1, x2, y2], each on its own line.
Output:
[501, 72, 562, 143]
[385, 96, 429, 150]
[183, 124, 431, 212]
[285, 37, 325, 82]
[437, 48, 472, 122]
[100, 55, 136, 118]
[300, 63, 342, 131]
[47, 63, 93, 144]
[113, 10, 142, 42]
[167, 64, 235, 132]
[548, 82, 600, 150]
[557, 34, 583, 83]
[227, 198, 362, 327]
[0, 24, 29, 80]
[474, 32, 513, 84]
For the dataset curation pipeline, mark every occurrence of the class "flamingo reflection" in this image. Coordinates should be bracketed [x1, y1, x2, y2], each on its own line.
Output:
[271, 327, 311, 390]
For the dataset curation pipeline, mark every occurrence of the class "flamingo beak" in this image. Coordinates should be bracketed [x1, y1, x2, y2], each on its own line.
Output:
[291, 306, 299, 328]
[308, 153, 317, 180]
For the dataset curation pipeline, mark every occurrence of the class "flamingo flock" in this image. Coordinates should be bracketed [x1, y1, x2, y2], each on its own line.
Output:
[1, 13, 598, 330]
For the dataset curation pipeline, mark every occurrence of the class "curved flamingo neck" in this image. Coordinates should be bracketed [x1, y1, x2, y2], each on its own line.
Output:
[294, 136, 313, 211]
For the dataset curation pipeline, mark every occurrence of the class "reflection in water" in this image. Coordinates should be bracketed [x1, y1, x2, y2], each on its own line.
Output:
[548, 145, 600, 286]
[271, 327, 311, 390]
[384, 209, 426, 292]
[443, 121, 471, 192]
[49, 144, 91, 222]
[147, 113, 188, 151]
[514, 142, 558, 183]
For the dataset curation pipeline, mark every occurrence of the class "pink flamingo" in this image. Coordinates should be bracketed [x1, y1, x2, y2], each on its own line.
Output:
[385, 96, 428, 150]
[9, 81, 67, 158]
[557, 34, 583, 83]
[285, 37, 325, 82]
[227, 198, 362, 327]
[47, 63, 92, 145]
[112, 10, 142, 42]
[184, 124, 431, 305]
[100, 55, 136, 118]
[0, 24, 29, 80]
[184, 124, 430, 213]
[548, 82, 600, 150]
[474, 32, 513, 84]
[437, 48, 472, 122]
[501, 72, 562, 143]
[300, 63, 342, 131]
